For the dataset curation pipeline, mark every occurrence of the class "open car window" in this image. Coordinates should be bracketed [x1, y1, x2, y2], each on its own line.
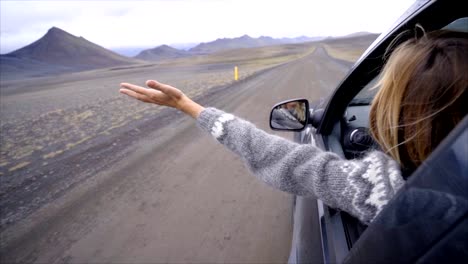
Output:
[349, 16, 468, 107]
[324, 13, 468, 263]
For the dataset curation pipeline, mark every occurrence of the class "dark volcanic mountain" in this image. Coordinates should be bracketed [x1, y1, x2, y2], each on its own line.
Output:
[5, 27, 134, 69]
[189, 34, 325, 54]
[134, 45, 189, 61]
[1, 27, 139, 80]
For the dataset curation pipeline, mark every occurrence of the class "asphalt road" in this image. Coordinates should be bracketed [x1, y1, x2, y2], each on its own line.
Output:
[1, 47, 350, 263]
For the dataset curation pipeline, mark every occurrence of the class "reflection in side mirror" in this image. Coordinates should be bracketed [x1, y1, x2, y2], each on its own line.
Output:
[270, 99, 309, 131]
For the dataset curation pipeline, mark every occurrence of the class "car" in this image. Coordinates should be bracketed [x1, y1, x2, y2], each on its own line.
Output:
[268, 0, 468, 263]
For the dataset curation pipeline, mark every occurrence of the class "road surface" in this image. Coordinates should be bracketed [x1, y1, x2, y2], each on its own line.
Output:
[1, 47, 350, 263]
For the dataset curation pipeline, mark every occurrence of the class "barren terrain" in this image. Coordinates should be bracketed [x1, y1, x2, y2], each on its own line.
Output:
[323, 34, 378, 62]
[0, 38, 372, 263]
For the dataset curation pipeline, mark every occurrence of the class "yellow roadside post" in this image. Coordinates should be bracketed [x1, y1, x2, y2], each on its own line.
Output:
[234, 66, 238, 81]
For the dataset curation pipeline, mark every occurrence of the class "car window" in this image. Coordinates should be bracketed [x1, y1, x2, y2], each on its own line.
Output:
[349, 16, 468, 107]
[349, 75, 380, 105]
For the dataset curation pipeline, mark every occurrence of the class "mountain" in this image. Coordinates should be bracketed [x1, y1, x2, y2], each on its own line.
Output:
[170, 42, 199, 51]
[343, 31, 375, 38]
[279, 36, 326, 43]
[0, 55, 75, 81]
[189, 35, 277, 54]
[3, 27, 136, 71]
[1, 27, 139, 80]
[323, 32, 380, 46]
[188, 35, 325, 54]
[134, 45, 189, 61]
[134, 34, 324, 60]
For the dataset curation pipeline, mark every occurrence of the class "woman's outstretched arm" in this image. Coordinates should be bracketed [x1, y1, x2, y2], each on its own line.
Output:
[120, 80, 405, 224]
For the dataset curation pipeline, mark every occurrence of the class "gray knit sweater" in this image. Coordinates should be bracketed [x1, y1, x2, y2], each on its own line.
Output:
[197, 107, 405, 224]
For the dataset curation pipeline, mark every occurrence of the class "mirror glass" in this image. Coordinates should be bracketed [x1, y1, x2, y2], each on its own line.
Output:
[270, 99, 308, 131]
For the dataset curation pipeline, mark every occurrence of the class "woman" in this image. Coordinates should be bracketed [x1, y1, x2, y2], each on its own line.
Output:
[119, 30, 467, 224]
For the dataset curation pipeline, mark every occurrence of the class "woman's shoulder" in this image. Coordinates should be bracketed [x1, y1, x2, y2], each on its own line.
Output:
[333, 150, 405, 222]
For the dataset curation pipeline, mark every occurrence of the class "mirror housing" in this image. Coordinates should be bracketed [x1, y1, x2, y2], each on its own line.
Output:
[310, 108, 324, 128]
[269, 99, 309, 131]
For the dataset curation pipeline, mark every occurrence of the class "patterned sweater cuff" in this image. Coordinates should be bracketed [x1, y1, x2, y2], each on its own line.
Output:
[197, 107, 222, 132]
[196, 107, 235, 138]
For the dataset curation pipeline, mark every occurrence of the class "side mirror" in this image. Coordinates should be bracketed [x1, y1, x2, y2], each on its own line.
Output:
[269, 99, 309, 131]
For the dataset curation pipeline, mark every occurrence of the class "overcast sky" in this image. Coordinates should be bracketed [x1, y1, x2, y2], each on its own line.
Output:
[0, 0, 415, 54]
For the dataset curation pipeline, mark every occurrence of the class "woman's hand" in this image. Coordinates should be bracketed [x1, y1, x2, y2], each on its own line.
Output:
[119, 80, 204, 119]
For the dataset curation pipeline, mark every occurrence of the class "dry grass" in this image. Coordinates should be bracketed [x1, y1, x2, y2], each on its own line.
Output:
[323, 34, 378, 62]
[165, 43, 316, 66]
[323, 44, 366, 62]
[8, 162, 30, 172]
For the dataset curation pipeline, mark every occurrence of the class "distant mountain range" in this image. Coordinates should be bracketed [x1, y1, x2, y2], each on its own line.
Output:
[188, 34, 325, 54]
[134, 34, 326, 61]
[0, 27, 375, 80]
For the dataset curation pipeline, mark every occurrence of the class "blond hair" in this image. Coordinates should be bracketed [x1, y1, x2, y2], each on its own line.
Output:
[369, 30, 468, 170]
[294, 102, 306, 122]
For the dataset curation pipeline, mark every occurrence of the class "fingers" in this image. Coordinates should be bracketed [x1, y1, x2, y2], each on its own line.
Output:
[146, 80, 183, 99]
[120, 82, 153, 96]
[119, 88, 152, 103]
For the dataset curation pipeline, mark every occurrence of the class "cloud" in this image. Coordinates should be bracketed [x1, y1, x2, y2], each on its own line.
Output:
[0, 0, 415, 54]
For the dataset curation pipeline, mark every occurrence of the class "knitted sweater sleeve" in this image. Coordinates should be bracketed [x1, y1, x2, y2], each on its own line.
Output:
[197, 107, 405, 224]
